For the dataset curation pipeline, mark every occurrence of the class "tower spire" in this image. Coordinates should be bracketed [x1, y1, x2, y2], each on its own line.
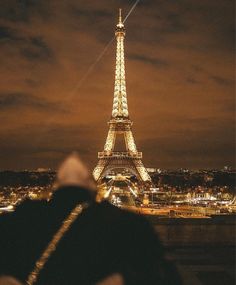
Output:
[118, 8, 123, 27]
[112, 8, 128, 118]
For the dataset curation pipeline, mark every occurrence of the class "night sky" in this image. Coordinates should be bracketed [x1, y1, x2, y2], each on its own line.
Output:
[0, 0, 235, 170]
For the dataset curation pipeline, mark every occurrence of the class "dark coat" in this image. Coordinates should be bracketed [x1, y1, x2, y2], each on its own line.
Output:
[0, 186, 181, 285]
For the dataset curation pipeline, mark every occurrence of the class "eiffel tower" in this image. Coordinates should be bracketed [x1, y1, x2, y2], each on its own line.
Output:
[93, 9, 151, 184]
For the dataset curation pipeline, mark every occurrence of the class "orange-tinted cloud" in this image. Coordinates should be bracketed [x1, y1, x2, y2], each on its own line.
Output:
[0, 0, 235, 170]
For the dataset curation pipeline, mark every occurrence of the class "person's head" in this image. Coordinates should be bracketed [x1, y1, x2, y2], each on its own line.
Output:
[55, 152, 97, 195]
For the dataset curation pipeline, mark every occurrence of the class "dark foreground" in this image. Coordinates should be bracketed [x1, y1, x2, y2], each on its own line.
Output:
[166, 245, 235, 285]
[149, 216, 236, 285]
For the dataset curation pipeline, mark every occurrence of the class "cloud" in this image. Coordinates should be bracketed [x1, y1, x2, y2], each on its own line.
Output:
[128, 54, 169, 68]
[0, 123, 98, 170]
[140, 117, 235, 169]
[162, 13, 187, 34]
[0, 26, 16, 41]
[0, 0, 51, 23]
[20, 36, 54, 61]
[70, 6, 111, 19]
[210, 75, 234, 86]
[0, 0, 234, 170]
[0, 26, 54, 61]
[186, 77, 201, 84]
[0, 92, 66, 112]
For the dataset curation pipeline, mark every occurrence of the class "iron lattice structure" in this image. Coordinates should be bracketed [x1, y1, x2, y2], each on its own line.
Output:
[93, 9, 151, 184]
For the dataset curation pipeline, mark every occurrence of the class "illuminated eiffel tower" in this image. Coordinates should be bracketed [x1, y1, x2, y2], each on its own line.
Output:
[93, 9, 151, 184]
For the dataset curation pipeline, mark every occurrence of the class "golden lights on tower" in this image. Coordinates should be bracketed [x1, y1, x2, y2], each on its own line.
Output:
[93, 9, 151, 184]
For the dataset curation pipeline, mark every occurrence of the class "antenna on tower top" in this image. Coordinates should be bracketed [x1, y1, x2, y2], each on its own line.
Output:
[117, 8, 124, 28]
[119, 8, 122, 24]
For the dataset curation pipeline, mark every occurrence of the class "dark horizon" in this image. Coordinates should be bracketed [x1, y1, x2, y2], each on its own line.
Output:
[0, 165, 235, 173]
[0, 0, 235, 170]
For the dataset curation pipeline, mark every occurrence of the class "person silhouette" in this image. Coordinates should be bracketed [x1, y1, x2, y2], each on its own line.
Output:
[0, 153, 181, 285]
